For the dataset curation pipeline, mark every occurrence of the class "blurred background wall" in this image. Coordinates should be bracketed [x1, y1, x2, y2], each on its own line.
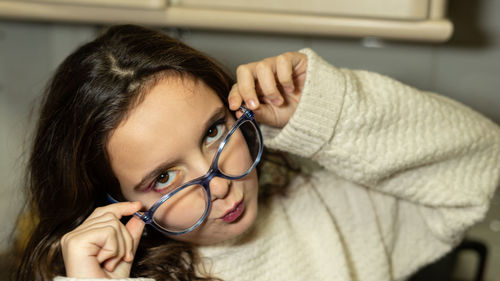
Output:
[0, 0, 498, 280]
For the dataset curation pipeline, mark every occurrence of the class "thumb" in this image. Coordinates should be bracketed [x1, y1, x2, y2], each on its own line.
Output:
[125, 215, 146, 256]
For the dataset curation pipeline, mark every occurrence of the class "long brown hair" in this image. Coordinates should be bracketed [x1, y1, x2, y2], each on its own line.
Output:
[14, 24, 234, 281]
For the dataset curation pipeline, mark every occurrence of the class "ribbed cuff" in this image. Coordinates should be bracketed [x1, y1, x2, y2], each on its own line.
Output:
[54, 276, 155, 281]
[263, 48, 346, 158]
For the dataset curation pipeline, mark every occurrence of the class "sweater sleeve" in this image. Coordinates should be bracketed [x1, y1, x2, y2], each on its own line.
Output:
[262, 48, 500, 278]
[54, 277, 154, 281]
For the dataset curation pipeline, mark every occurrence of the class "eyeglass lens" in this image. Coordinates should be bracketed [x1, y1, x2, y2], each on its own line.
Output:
[151, 120, 261, 233]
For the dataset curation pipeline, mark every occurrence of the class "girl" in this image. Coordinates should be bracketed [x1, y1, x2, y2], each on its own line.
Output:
[14, 24, 500, 281]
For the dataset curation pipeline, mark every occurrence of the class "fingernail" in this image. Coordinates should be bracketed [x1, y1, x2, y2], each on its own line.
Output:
[284, 86, 294, 94]
[248, 99, 257, 109]
[272, 98, 282, 105]
[228, 97, 237, 110]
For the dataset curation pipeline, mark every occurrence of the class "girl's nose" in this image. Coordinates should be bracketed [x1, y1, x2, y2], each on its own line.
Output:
[209, 177, 231, 200]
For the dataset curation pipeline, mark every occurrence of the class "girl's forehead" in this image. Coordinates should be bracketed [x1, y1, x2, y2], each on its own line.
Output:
[106, 76, 224, 190]
[109, 76, 223, 149]
[139, 76, 217, 114]
[118, 77, 221, 130]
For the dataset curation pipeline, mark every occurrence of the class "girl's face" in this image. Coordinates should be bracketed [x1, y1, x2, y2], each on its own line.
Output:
[107, 76, 259, 245]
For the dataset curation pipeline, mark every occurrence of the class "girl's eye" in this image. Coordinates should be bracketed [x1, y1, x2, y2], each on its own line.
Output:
[204, 122, 226, 146]
[152, 170, 180, 193]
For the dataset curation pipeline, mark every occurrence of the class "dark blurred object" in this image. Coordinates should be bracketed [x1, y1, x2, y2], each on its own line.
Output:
[409, 239, 488, 281]
[0, 252, 12, 281]
[447, 0, 491, 48]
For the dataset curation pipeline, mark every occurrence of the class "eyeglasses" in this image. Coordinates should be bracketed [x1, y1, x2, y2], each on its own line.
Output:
[108, 106, 263, 235]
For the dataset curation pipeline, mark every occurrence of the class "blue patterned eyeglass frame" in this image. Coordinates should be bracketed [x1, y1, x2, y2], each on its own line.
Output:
[108, 106, 263, 235]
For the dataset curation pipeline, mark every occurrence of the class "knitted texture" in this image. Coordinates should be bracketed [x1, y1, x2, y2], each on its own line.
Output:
[53, 277, 154, 281]
[54, 49, 500, 281]
[198, 49, 500, 281]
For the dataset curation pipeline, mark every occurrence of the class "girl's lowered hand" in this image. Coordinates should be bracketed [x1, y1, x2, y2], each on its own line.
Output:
[61, 202, 145, 278]
[229, 51, 307, 128]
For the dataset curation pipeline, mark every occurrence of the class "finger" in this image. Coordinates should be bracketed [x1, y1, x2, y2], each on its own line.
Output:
[228, 84, 243, 111]
[236, 64, 259, 110]
[89, 222, 125, 264]
[235, 109, 244, 119]
[104, 216, 145, 276]
[78, 210, 121, 229]
[119, 221, 134, 262]
[61, 226, 120, 278]
[125, 215, 146, 257]
[97, 205, 140, 270]
[103, 225, 126, 273]
[276, 54, 295, 94]
[91, 202, 142, 220]
[76, 211, 132, 237]
[255, 61, 283, 106]
[86, 225, 121, 264]
[72, 219, 126, 272]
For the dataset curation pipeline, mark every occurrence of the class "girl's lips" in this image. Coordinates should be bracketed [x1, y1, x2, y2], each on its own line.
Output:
[220, 200, 244, 223]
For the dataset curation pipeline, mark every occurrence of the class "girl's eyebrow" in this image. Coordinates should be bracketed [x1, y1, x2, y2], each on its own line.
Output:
[132, 106, 226, 191]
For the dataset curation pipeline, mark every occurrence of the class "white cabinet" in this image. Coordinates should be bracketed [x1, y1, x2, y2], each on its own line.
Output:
[24, 0, 167, 9]
[179, 0, 440, 20]
[168, 0, 452, 42]
[0, 0, 452, 42]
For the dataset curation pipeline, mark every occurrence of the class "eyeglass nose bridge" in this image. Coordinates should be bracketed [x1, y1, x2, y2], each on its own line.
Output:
[197, 165, 236, 201]
[196, 165, 228, 191]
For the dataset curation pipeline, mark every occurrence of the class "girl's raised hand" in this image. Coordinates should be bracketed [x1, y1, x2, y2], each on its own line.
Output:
[229, 51, 307, 128]
[61, 202, 145, 278]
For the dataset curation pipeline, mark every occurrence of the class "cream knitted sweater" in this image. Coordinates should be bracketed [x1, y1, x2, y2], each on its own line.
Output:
[54, 48, 500, 281]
